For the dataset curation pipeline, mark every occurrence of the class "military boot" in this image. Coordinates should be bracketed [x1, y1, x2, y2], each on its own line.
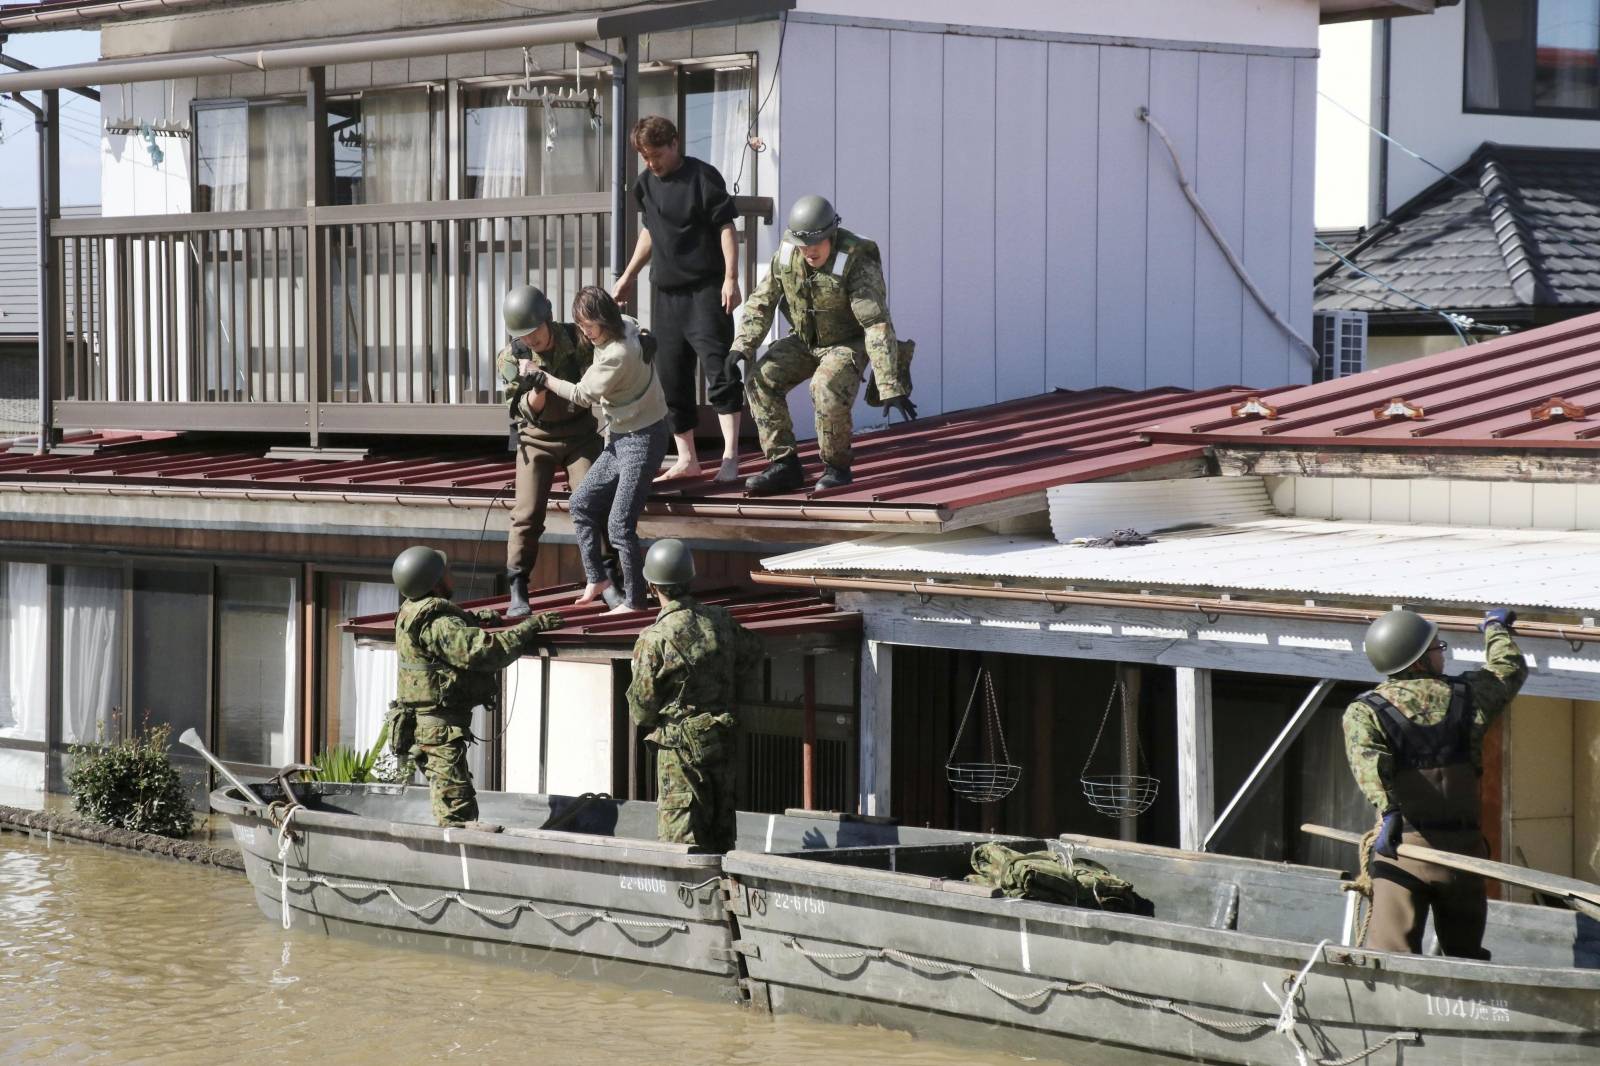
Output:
[745, 455, 804, 497]
[506, 571, 531, 619]
[815, 464, 852, 490]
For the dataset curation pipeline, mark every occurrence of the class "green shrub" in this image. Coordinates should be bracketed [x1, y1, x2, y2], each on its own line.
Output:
[67, 722, 195, 839]
[311, 722, 402, 784]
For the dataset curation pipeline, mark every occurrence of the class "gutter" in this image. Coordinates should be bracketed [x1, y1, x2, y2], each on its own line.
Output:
[0, 479, 949, 525]
[750, 571, 1600, 641]
[0, 0, 791, 91]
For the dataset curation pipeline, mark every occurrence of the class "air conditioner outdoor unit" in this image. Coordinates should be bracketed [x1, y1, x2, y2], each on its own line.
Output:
[1314, 309, 1368, 381]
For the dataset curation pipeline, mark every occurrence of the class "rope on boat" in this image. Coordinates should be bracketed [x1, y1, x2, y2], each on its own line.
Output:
[1338, 819, 1382, 949]
[783, 937, 1419, 1065]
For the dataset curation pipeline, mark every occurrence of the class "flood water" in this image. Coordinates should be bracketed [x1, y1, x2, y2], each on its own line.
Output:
[0, 831, 1033, 1065]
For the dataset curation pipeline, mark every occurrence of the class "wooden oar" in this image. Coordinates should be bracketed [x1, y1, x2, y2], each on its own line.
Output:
[1302, 823, 1600, 922]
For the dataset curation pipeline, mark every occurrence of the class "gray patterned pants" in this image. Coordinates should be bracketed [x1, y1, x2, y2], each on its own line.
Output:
[570, 419, 669, 608]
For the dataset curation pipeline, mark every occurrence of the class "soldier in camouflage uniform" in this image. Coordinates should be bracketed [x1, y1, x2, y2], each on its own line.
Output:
[1342, 607, 1526, 958]
[626, 539, 764, 852]
[390, 545, 563, 827]
[498, 285, 608, 618]
[732, 194, 917, 496]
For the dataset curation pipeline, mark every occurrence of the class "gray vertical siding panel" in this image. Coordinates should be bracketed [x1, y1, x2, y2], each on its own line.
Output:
[887, 30, 945, 417]
[1044, 43, 1099, 391]
[1191, 52, 1248, 388]
[993, 38, 1048, 402]
[833, 26, 893, 429]
[776, 20, 837, 438]
[940, 34, 998, 411]
[1143, 49, 1200, 390]
[1094, 46, 1150, 390]
[1241, 54, 1295, 387]
[1287, 56, 1317, 385]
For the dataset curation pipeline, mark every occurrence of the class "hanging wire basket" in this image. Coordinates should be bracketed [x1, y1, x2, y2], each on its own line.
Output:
[945, 668, 1021, 804]
[1079, 677, 1162, 818]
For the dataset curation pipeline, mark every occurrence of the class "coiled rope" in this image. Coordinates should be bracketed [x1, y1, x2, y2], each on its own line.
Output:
[783, 936, 1417, 1065]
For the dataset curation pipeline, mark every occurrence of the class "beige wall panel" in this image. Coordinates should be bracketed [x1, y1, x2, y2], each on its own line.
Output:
[1531, 482, 1579, 530]
[1447, 480, 1491, 526]
[1296, 477, 1334, 519]
[1576, 700, 1600, 883]
[1509, 695, 1573, 820]
[1489, 481, 1535, 529]
[1331, 477, 1371, 521]
[1369, 478, 1409, 522]
[1265, 475, 1294, 514]
[1510, 815, 1575, 879]
[1409, 480, 1450, 524]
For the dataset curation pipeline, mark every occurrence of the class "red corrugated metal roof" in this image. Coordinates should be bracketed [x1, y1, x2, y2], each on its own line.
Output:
[1143, 310, 1600, 450]
[0, 387, 1241, 524]
[344, 584, 858, 646]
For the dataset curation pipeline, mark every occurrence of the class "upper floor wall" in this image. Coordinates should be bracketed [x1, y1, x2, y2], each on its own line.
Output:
[1317, 1, 1600, 229]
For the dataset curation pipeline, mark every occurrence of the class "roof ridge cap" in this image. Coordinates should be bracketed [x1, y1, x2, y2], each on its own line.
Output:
[1479, 153, 1555, 307]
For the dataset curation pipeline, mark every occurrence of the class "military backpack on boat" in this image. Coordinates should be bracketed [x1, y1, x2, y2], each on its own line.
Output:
[967, 842, 1149, 913]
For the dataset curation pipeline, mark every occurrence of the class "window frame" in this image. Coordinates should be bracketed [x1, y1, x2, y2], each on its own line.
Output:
[1461, 0, 1600, 120]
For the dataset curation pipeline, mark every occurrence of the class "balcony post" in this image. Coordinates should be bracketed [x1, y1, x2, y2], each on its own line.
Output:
[28, 89, 60, 454]
[304, 66, 329, 447]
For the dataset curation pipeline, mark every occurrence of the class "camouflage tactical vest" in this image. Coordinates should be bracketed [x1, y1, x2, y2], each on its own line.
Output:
[1358, 679, 1480, 831]
[395, 597, 498, 717]
[775, 228, 879, 349]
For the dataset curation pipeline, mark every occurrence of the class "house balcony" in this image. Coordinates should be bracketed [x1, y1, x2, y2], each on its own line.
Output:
[48, 192, 772, 440]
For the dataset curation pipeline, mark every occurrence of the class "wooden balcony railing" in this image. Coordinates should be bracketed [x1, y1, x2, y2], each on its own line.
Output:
[49, 193, 772, 438]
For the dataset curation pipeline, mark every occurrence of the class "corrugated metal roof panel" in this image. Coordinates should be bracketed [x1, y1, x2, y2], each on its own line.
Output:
[345, 584, 859, 646]
[1047, 476, 1275, 543]
[762, 519, 1600, 612]
[1143, 309, 1600, 450]
[0, 205, 98, 336]
[0, 386, 1243, 524]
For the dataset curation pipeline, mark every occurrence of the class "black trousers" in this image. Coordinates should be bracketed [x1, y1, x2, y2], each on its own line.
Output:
[653, 280, 739, 433]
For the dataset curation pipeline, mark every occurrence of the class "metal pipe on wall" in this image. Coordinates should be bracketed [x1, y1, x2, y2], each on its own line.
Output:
[801, 653, 816, 811]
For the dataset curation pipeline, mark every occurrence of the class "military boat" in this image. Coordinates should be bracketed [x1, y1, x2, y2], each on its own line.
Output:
[215, 783, 1600, 1064]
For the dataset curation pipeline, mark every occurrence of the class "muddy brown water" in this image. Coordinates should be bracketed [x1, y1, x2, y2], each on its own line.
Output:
[0, 831, 1038, 1065]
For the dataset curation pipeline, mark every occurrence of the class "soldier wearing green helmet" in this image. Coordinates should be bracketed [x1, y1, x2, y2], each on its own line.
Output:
[1342, 606, 1526, 958]
[733, 194, 918, 496]
[497, 284, 612, 618]
[626, 539, 763, 852]
[388, 546, 564, 827]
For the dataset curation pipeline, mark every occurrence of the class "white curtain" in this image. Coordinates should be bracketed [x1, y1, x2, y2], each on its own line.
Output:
[342, 582, 398, 753]
[279, 579, 298, 768]
[60, 567, 123, 745]
[250, 102, 307, 211]
[477, 103, 528, 200]
[0, 563, 47, 741]
[364, 90, 432, 205]
[708, 69, 751, 183]
[198, 105, 248, 211]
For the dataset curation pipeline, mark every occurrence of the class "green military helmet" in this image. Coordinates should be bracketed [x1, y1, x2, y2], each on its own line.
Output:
[393, 545, 448, 601]
[784, 194, 840, 247]
[642, 538, 696, 587]
[1363, 608, 1439, 675]
[503, 285, 553, 336]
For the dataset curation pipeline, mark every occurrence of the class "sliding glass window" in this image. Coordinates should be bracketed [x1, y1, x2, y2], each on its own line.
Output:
[0, 562, 47, 743]
[58, 565, 124, 746]
[215, 571, 299, 768]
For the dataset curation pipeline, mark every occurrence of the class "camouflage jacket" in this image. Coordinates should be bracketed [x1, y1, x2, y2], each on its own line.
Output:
[1341, 623, 1527, 814]
[496, 322, 596, 433]
[396, 597, 555, 717]
[626, 596, 765, 731]
[734, 228, 905, 400]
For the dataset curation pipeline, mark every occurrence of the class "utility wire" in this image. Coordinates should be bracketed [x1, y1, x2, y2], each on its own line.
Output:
[1315, 236, 1480, 344]
[730, 12, 784, 196]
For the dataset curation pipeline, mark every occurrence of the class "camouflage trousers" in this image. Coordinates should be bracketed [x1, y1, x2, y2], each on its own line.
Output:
[413, 712, 478, 827]
[656, 747, 737, 854]
[745, 335, 867, 468]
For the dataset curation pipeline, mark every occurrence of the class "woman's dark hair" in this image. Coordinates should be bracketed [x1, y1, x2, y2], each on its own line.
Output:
[572, 286, 625, 341]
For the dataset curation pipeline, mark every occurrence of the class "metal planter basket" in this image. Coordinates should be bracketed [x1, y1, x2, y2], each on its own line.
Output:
[945, 668, 1021, 804]
[1079, 677, 1162, 819]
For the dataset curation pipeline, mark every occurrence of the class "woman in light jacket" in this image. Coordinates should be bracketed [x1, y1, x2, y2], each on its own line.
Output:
[529, 286, 669, 612]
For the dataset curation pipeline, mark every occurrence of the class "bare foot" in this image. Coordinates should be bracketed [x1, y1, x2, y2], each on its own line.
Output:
[603, 602, 642, 615]
[574, 580, 611, 605]
[654, 459, 702, 482]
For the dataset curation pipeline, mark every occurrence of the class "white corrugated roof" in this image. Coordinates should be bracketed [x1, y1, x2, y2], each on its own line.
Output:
[1048, 476, 1275, 543]
[763, 518, 1600, 612]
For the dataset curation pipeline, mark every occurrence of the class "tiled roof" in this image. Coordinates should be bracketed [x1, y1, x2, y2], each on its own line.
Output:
[0, 387, 1245, 528]
[1142, 309, 1600, 449]
[345, 584, 859, 646]
[1315, 143, 1600, 318]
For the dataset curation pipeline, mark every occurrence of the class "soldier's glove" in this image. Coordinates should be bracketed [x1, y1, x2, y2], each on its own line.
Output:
[474, 608, 501, 625]
[727, 348, 748, 367]
[517, 369, 548, 394]
[1374, 809, 1402, 860]
[883, 394, 918, 422]
[1480, 607, 1517, 632]
[527, 610, 564, 632]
